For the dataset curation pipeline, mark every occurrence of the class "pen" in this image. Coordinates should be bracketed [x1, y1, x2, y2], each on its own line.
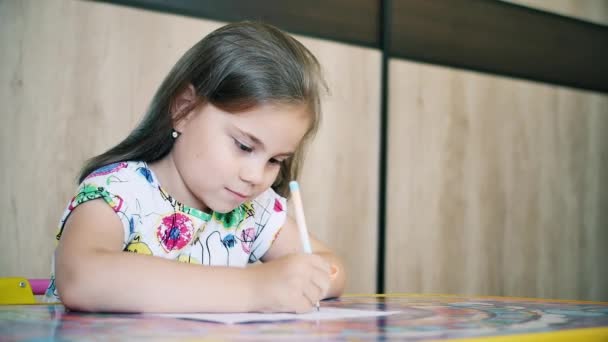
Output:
[289, 180, 320, 312]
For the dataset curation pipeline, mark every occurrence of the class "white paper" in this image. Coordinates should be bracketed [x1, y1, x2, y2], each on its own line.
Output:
[154, 307, 400, 324]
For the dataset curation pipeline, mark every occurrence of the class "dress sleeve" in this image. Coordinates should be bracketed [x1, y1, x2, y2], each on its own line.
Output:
[56, 162, 134, 247]
[247, 188, 288, 262]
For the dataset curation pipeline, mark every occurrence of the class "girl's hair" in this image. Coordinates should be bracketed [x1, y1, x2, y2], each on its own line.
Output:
[79, 21, 327, 197]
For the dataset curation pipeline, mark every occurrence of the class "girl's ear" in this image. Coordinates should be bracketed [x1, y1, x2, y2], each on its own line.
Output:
[171, 83, 198, 125]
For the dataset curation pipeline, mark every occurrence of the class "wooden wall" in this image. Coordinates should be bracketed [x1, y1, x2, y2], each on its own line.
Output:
[382, 0, 608, 302]
[502, 0, 608, 25]
[0, 0, 221, 279]
[384, 60, 608, 301]
[0, 0, 380, 294]
[292, 36, 380, 294]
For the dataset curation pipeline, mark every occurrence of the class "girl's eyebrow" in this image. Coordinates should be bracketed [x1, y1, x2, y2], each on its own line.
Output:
[235, 127, 294, 158]
[237, 127, 263, 147]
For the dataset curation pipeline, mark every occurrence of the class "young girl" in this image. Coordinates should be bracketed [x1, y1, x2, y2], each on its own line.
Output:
[45, 21, 345, 313]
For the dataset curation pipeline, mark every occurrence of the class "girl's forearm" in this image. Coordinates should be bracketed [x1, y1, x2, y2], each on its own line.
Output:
[56, 251, 258, 313]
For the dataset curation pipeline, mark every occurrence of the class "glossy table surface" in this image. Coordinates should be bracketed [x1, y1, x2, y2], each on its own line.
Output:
[1, 294, 607, 341]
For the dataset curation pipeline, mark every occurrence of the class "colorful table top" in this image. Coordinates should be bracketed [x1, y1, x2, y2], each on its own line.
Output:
[1, 294, 607, 341]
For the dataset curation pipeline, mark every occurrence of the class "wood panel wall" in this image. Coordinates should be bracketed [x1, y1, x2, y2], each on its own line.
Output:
[385, 59, 608, 301]
[383, 0, 608, 302]
[293, 35, 380, 294]
[502, 0, 608, 25]
[0, 0, 380, 294]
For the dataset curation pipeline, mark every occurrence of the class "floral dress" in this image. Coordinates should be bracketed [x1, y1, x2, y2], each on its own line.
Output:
[44, 161, 286, 302]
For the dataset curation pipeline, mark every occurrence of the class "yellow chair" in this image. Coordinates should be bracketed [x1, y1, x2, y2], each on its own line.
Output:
[0, 277, 37, 304]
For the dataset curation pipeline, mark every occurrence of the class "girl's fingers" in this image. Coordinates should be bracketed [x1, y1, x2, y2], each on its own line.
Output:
[312, 268, 330, 297]
[310, 256, 331, 274]
[301, 283, 320, 310]
[301, 269, 329, 306]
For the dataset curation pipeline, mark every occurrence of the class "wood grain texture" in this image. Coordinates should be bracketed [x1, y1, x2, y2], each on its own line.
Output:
[389, 0, 608, 94]
[0, 0, 223, 278]
[0, 0, 380, 293]
[502, 0, 608, 25]
[291, 35, 381, 294]
[96, 0, 379, 48]
[385, 59, 608, 301]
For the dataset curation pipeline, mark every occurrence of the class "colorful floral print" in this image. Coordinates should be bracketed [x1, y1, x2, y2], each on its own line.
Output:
[136, 166, 154, 184]
[156, 212, 195, 252]
[241, 227, 256, 253]
[222, 234, 237, 248]
[45, 161, 286, 303]
[84, 162, 128, 179]
[124, 233, 152, 255]
[274, 198, 283, 212]
[68, 183, 124, 213]
[213, 206, 244, 229]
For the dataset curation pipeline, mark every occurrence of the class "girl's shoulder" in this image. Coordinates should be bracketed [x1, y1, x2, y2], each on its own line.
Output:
[81, 161, 158, 189]
[59, 161, 160, 246]
[73, 161, 158, 210]
[82, 161, 155, 186]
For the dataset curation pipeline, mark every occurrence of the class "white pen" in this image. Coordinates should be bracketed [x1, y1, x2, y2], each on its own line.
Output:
[289, 180, 320, 312]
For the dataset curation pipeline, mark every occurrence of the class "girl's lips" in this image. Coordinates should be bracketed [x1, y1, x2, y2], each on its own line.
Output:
[226, 188, 249, 200]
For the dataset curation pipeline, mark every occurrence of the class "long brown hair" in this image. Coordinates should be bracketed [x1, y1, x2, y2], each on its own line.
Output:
[79, 21, 326, 197]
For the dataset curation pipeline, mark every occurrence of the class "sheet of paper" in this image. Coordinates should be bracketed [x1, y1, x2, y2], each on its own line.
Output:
[154, 307, 400, 324]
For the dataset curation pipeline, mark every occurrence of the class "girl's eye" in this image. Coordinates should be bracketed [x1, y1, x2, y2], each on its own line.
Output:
[234, 139, 253, 152]
[268, 158, 281, 165]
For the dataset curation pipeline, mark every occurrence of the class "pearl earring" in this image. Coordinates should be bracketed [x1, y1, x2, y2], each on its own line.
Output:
[171, 129, 181, 139]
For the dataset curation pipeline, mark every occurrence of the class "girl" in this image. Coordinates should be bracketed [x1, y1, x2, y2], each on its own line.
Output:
[46, 21, 346, 313]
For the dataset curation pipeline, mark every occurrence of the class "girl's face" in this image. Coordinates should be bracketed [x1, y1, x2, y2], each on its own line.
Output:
[172, 101, 311, 213]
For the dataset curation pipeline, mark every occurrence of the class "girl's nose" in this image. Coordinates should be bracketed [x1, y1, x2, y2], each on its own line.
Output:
[239, 160, 265, 185]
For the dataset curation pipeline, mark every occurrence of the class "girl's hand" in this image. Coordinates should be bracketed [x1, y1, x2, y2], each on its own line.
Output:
[248, 253, 331, 313]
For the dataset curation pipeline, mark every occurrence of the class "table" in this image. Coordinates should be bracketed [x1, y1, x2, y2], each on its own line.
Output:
[1, 294, 607, 341]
